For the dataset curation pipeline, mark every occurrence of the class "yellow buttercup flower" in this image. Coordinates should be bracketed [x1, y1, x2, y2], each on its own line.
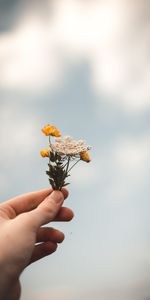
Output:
[40, 149, 50, 157]
[41, 125, 61, 137]
[80, 151, 91, 163]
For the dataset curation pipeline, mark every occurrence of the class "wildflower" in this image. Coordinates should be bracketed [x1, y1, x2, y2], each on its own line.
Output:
[40, 127, 91, 190]
[80, 151, 91, 163]
[51, 136, 91, 156]
[41, 125, 61, 137]
[40, 149, 50, 157]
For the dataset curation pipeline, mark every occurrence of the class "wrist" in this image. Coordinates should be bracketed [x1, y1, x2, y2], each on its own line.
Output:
[0, 260, 19, 300]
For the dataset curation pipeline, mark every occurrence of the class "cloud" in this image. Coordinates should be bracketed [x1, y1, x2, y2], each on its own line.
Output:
[0, 102, 39, 165]
[52, 0, 150, 112]
[113, 135, 150, 182]
[101, 134, 150, 204]
[0, 0, 150, 111]
[0, 101, 39, 195]
[77, 133, 150, 204]
[0, 17, 63, 90]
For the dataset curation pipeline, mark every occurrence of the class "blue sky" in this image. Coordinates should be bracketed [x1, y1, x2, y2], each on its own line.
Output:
[0, 1, 150, 299]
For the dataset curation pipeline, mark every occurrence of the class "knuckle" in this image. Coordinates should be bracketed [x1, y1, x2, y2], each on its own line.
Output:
[40, 203, 58, 221]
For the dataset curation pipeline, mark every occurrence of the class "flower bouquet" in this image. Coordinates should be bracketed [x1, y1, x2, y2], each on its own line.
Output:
[40, 125, 91, 190]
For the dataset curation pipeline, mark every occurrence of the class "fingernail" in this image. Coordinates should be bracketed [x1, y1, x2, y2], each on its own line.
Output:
[49, 191, 64, 204]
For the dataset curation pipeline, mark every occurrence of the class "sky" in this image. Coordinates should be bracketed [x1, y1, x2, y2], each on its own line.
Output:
[0, 0, 150, 299]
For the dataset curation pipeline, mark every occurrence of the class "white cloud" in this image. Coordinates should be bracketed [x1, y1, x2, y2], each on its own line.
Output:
[0, 102, 39, 165]
[0, 0, 150, 111]
[49, 0, 150, 112]
[100, 134, 150, 205]
[0, 17, 63, 90]
[113, 135, 150, 180]
[0, 101, 43, 196]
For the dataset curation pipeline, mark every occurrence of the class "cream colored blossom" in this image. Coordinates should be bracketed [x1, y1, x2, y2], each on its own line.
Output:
[51, 136, 91, 156]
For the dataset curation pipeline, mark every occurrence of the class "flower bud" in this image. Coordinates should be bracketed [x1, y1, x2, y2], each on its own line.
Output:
[80, 151, 91, 163]
[40, 149, 50, 157]
[41, 125, 61, 137]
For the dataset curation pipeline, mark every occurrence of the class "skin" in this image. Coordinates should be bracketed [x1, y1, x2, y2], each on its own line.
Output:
[0, 188, 73, 300]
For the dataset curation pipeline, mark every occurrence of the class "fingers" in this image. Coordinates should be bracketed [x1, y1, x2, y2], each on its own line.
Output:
[23, 191, 65, 228]
[29, 227, 65, 264]
[4, 188, 68, 217]
[54, 207, 74, 221]
[29, 242, 58, 264]
[36, 227, 65, 243]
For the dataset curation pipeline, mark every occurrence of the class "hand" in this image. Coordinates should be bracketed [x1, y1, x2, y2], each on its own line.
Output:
[0, 188, 73, 300]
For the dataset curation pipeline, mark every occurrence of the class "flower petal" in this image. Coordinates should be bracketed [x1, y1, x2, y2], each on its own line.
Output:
[80, 151, 91, 162]
[40, 149, 50, 157]
[41, 125, 61, 137]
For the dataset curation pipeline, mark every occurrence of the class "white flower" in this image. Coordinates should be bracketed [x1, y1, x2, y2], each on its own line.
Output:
[51, 136, 91, 156]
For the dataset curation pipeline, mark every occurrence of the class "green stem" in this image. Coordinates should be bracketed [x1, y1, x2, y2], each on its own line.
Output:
[48, 135, 52, 148]
[48, 135, 51, 170]
[68, 159, 81, 172]
[65, 156, 70, 175]
[59, 156, 70, 190]
[62, 161, 68, 169]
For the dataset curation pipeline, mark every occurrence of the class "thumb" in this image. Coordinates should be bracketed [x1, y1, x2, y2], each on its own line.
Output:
[24, 191, 64, 228]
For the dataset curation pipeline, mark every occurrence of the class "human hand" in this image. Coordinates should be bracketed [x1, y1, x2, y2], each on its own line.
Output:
[0, 188, 73, 300]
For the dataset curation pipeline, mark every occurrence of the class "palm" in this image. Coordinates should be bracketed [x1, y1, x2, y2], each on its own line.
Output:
[0, 188, 73, 300]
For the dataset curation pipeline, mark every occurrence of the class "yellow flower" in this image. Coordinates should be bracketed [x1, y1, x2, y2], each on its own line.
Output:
[40, 149, 50, 157]
[80, 151, 91, 163]
[41, 125, 61, 137]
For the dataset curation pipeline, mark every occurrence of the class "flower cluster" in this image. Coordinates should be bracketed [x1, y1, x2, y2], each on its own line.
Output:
[40, 125, 92, 190]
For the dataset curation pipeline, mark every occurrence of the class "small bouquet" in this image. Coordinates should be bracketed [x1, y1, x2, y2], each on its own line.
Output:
[40, 125, 92, 190]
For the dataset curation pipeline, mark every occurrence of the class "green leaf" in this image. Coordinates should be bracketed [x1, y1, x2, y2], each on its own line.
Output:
[50, 152, 55, 162]
[57, 162, 63, 167]
[46, 170, 51, 176]
[62, 183, 70, 187]
[56, 154, 62, 161]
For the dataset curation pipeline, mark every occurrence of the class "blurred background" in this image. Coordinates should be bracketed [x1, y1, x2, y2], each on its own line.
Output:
[0, 0, 150, 299]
